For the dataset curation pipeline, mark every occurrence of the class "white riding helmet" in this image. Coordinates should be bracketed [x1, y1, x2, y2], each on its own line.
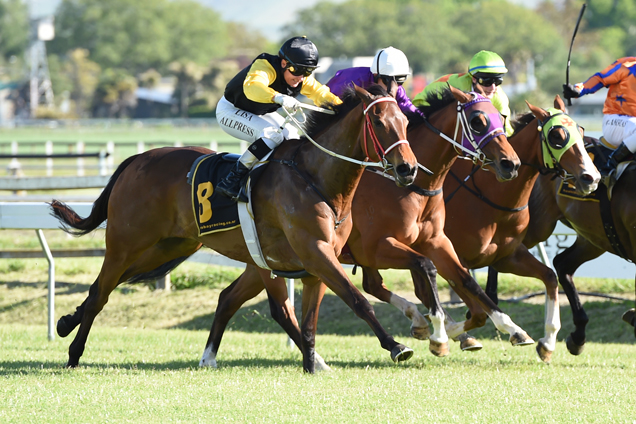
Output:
[370, 47, 411, 78]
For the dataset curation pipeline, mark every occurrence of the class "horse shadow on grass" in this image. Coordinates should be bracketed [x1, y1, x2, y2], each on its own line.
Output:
[171, 291, 636, 345]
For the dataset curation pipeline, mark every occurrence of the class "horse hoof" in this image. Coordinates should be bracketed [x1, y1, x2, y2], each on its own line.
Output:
[536, 341, 553, 364]
[391, 344, 414, 363]
[622, 309, 635, 327]
[411, 325, 431, 340]
[459, 337, 483, 352]
[314, 353, 332, 372]
[429, 340, 450, 357]
[65, 360, 79, 368]
[509, 332, 534, 346]
[56, 316, 73, 338]
[565, 334, 585, 356]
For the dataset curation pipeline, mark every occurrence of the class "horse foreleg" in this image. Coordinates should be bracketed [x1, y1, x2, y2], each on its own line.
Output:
[200, 264, 265, 368]
[426, 238, 534, 347]
[409, 270, 482, 352]
[358, 237, 445, 355]
[362, 266, 431, 341]
[553, 236, 603, 355]
[301, 244, 413, 364]
[296, 277, 327, 374]
[493, 246, 561, 363]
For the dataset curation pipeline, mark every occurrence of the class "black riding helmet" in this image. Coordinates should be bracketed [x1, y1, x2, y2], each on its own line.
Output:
[278, 36, 319, 70]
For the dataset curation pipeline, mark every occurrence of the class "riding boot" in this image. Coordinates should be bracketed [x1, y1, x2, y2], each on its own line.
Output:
[601, 142, 633, 177]
[216, 161, 250, 202]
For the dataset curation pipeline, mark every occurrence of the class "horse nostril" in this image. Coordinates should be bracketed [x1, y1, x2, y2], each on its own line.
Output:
[396, 163, 415, 178]
[500, 159, 516, 173]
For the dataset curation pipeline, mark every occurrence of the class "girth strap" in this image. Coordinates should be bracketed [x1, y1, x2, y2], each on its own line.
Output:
[599, 184, 629, 260]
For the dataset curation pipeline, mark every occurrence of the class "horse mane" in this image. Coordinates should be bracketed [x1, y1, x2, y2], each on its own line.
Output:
[302, 84, 389, 139]
[510, 112, 535, 136]
[408, 88, 457, 130]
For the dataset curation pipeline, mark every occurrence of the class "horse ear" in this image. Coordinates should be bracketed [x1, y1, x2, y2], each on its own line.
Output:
[554, 95, 565, 111]
[448, 83, 472, 103]
[473, 83, 486, 97]
[526, 100, 549, 121]
[353, 83, 374, 104]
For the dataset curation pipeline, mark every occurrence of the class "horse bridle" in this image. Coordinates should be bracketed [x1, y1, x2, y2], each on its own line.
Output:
[282, 96, 409, 173]
[536, 110, 580, 185]
[423, 93, 506, 168]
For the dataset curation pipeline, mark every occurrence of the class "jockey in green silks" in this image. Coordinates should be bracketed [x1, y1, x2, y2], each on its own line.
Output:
[413, 50, 514, 137]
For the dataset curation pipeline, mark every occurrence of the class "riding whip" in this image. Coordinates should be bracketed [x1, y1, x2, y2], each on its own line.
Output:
[566, 3, 586, 106]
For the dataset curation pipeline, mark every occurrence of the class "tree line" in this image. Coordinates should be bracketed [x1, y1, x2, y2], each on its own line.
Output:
[0, 0, 633, 118]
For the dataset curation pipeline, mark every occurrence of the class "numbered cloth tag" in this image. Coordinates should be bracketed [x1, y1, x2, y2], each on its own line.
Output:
[189, 153, 241, 235]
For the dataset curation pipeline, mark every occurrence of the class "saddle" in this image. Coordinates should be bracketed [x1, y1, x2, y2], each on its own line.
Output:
[187, 153, 243, 235]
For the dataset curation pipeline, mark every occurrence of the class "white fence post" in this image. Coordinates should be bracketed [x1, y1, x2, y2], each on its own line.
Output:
[76, 141, 85, 176]
[106, 141, 114, 174]
[287, 278, 295, 348]
[45, 140, 53, 176]
[210, 140, 218, 151]
[137, 141, 145, 154]
[8, 141, 20, 177]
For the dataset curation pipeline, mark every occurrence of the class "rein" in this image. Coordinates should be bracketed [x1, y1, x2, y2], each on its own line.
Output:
[283, 97, 408, 171]
[270, 141, 348, 230]
[423, 95, 504, 167]
[444, 167, 528, 212]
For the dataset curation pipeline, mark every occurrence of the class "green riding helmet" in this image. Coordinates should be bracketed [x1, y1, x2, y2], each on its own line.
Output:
[468, 51, 508, 76]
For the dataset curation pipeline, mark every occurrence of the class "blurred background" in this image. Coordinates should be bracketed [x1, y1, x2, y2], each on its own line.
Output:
[0, 0, 630, 124]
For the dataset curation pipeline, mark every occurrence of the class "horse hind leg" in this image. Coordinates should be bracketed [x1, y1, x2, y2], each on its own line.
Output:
[553, 237, 603, 355]
[362, 267, 431, 341]
[200, 265, 266, 368]
[57, 278, 98, 338]
[66, 239, 200, 367]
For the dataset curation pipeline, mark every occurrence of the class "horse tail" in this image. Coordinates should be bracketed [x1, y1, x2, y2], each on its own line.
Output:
[49, 154, 140, 236]
[126, 256, 192, 285]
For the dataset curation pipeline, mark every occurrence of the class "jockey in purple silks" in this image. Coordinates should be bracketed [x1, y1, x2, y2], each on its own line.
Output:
[326, 47, 425, 119]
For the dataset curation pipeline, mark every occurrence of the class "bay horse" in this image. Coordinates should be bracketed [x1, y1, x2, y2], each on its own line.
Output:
[50, 85, 419, 372]
[201, 86, 528, 368]
[487, 134, 635, 356]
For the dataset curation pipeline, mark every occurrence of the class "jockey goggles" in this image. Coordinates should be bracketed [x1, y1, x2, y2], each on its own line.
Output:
[282, 53, 316, 77]
[380, 75, 408, 86]
[475, 75, 503, 87]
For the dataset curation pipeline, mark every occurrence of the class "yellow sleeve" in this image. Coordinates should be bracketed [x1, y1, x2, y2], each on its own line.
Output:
[301, 76, 343, 106]
[243, 59, 278, 103]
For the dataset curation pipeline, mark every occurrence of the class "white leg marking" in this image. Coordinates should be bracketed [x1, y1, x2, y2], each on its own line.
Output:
[445, 321, 467, 339]
[539, 295, 561, 352]
[389, 293, 430, 334]
[199, 344, 218, 368]
[488, 310, 524, 335]
[314, 352, 332, 372]
[428, 308, 448, 344]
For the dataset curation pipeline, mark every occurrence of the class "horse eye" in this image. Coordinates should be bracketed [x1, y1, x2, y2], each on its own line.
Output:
[469, 111, 489, 136]
[547, 126, 570, 149]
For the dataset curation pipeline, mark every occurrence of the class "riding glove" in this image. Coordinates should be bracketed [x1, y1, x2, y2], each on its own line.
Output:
[273, 93, 301, 110]
[562, 83, 581, 100]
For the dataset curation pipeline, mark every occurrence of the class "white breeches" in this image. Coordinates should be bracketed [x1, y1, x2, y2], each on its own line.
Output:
[602, 114, 636, 152]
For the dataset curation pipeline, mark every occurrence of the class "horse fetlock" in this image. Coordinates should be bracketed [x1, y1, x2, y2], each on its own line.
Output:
[56, 315, 76, 338]
[445, 321, 467, 339]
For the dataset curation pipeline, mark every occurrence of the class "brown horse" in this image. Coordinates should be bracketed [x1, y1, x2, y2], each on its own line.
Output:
[411, 96, 600, 363]
[487, 135, 635, 355]
[201, 86, 528, 368]
[50, 85, 419, 372]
